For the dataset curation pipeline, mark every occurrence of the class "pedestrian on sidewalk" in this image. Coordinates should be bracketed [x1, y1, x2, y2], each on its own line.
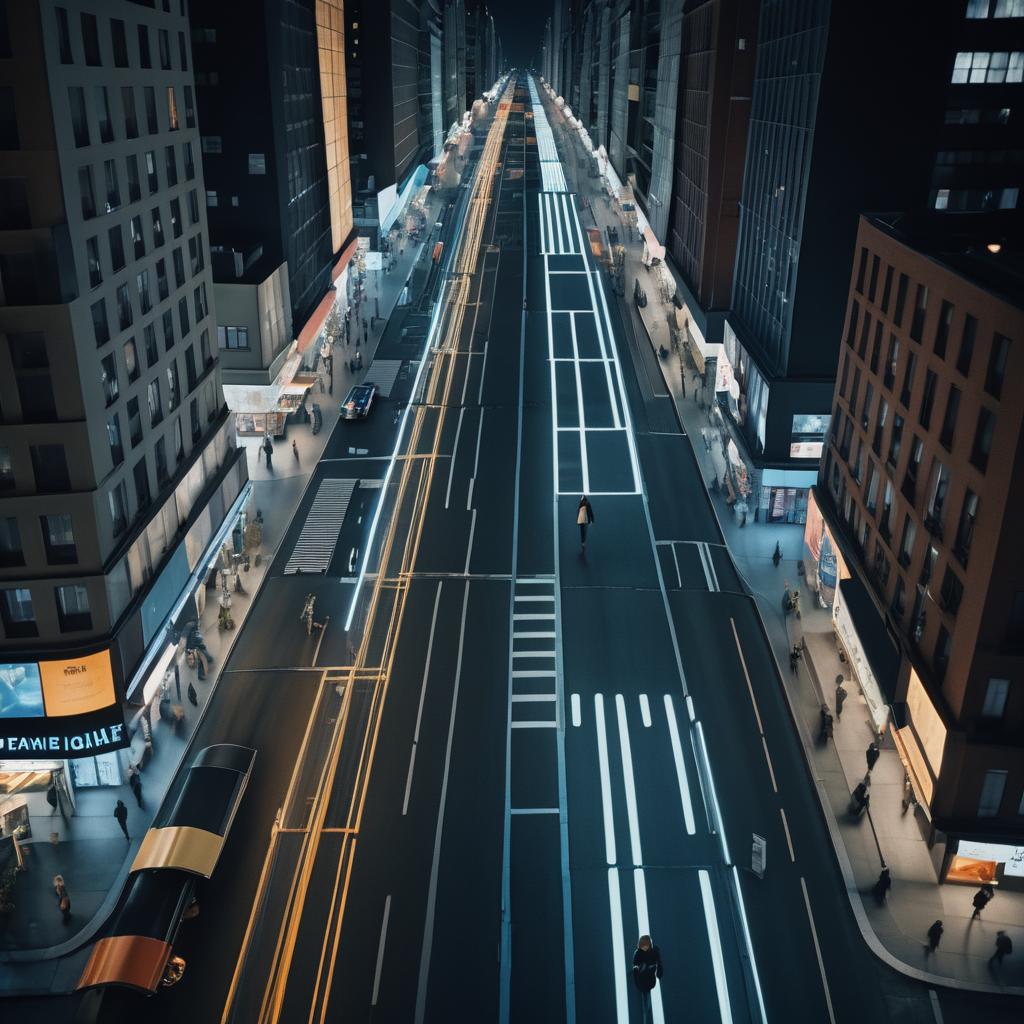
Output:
[818, 704, 834, 743]
[577, 495, 595, 553]
[128, 763, 143, 808]
[262, 436, 273, 470]
[835, 678, 848, 721]
[46, 781, 58, 815]
[187, 679, 198, 707]
[292, 439, 299, 463]
[991, 931, 1013, 965]
[926, 920, 943, 954]
[789, 648, 799, 675]
[114, 798, 130, 841]
[872, 867, 892, 905]
[54, 875, 71, 923]
[865, 741, 880, 774]
[772, 542, 782, 567]
[972, 883, 995, 919]
[850, 781, 870, 816]
[632, 934, 663, 1023]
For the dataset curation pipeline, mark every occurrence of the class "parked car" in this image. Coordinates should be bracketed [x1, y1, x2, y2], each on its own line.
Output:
[341, 383, 378, 420]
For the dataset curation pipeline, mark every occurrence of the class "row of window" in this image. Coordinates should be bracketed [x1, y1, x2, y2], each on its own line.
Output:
[0, 513, 78, 568]
[933, 186, 1020, 212]
[77, 142, 197, 222]
[68, 81, 195, 148]
[965, 0, 1024, 19]
[0, 583, 92, 638]
[55, 5, 188, 74]
[951, 51, 1024, 84]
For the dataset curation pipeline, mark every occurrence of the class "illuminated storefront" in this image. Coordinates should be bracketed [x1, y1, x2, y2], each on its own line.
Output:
[803, 489, 852, 607]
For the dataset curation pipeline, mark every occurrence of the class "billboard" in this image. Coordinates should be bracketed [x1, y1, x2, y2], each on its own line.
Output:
[0, 663, 45, 719]
[39, 650, 116, 718]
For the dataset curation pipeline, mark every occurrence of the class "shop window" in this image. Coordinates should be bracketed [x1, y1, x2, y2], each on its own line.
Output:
[0, 587, 37, 638]
[40, 514, 76, 566]
[985, 333, 1010, 399]
[970, 408, 995, 472]
[981, 678, 1009, 720]
[978, 770, 1007, 817]
[0, 517, 24, 567]
[957, 314, 977, 376]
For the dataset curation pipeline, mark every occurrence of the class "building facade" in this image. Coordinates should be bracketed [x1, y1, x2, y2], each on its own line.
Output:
[0, 2, 247, 765]
[818, 214, 1024, 882]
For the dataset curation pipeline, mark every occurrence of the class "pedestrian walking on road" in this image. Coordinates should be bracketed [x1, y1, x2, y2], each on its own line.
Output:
[926, 920, 943, 954]
[577, 495, 595, 552]
[818, 704, 833, 743]
[835, 678, 848, 721]
[873, 867, 892, 905]
[632, 934, 663, 1023]
[772, 541, 782, 567]
[53, 875, 71, 923]
[865, 741, 880, 774]
[128, 763, 143, 808]
[972, 883, 995, 919]
[991, 931, 1013, 965]
[292, 439, 299, 463]
[114, 798, 129, 841]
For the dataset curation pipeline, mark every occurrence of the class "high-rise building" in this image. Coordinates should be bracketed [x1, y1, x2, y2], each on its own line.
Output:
[0, 2, 247, 771]
[444, 0, 467, 129]
[815, 213, 1024, 882]
[667, 0, 758, 366]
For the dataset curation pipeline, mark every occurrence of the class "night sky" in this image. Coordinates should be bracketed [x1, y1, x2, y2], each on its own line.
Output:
[488, 0, 548, 68]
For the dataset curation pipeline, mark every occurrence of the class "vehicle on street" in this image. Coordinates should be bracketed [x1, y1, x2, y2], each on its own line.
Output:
[341, 382, 378, 420]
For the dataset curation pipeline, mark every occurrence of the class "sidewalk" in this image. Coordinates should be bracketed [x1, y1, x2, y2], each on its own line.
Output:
[0, 216, 440, 969]
[544, 93, 1024, 996]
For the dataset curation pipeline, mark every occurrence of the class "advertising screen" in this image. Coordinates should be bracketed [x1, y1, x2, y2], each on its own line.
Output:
[0, 663, 45, 719]
[39, 650, 116, 718]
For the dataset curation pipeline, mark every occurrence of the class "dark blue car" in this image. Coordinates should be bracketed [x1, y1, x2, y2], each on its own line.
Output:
[341, 382, 378, 420]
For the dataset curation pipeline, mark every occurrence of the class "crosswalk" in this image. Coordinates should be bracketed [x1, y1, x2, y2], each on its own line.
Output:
[510, 577, 558, 728]
[283, 478, 356, 575]
[364, 359, 404, 398]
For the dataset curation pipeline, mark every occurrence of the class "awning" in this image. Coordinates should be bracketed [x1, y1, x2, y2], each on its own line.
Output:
[222, 351, 302, 413]
[332, 236, 359, 282]
[643, 226, 666, 261]
[296, 287, 337, 354]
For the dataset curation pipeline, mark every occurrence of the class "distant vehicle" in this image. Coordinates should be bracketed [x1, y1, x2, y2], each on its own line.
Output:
[432, 241, 444, 263]
[342, 382, 378, 420]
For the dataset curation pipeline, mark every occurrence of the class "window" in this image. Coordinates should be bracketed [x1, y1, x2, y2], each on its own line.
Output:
[0, 446, 13, 489]
[183, 141, 195, 180]
[167, 361, 180, 411]
[9, 332, 55, 421]
[846, 303, 859, 348]
[919, 370, 937, 430]
[1008, 592, 1024, 648]
[154, 434, 169, 486]
[861, 381, 874, 431]
[200, 327, 212, 367]
[56, 7, 73, 63]
[910, 284, 928, 342]
[839, 354, 850, 398]
[108, 224, 125, 272]
[137, 269, 151, 314]
[955, 489, 978, 566]
[939, 566, 963, 615]
[934, 624, 952, 680]
[0, 176, 29, 230]
[850, 368, 861, 415]
[30, 443, 70, 491]
[103, 158, 120, 210]
[248, 153, 266, 175]
[151, 204, 164, 247]
[170, 196, 182, 238]
[888, 413, 904, 468]
[873, 398, 889, 456]
[190, 397, 201, 442]
[201, 135, 222, 154]
[158, 28, 171, 70]
[925, 460, 949, 531]
[880, 480, 894, 541]
[870, 322, 882, 374]
[206, 189, 218, 208]
[127, 216, 144, 261]
[977, 770, 1007, 817]
[109, 479, 129, 535]
[855, 248, 867, 294]
[162, 308, 175, 350]
[187, 189, 200, 225]
[957, 314, 977, 375]
[81, 12, 101, 66]
[124, 338, 139, 383]
[890, 577, 906, 623]
[934, 300, 953, 359]
[147, 378, 162, 425]
[985, 333, 1010, 398]
[939, 385, 960, 450]
[121, 86, 138, 139]
[967, 0, 990, 15]
[116, 282, 133, 330]
[970, 408, 995, 471]
[868, 255, 880, 302]
[106, 412, 123, 466]
[69, 87, 89, 147]
[144, 86, 158, 134]
[156, 257, 169, 300]
[865, 463, 880, 516]
[173, 246, 185, 287]
[898, 514, 917, 567]
[127, 396, 142, 446]
[193, 282, 208, 322]
[0, 587, 37, 638]
[185, 345, 198, 389]
[126, 154, 141, 203]
[188, 234, 204, 274]
[138, 24, 151, 68]
[133, 456, 151, 510]
[903, 436, 923, 504]
[982, 678, 1010, 720]
[79, 165, 96, 219]
[893, 273, 909, 326]
[91, 297, 109, 346]
[95, 86, 114, 143]
[0, 517, 23, 568]
[56, 585, 92, 632]
[143, 323, 158, 367]
[165, 88, 179, 135]
[174, 417, 184, 464]
[178, 296, 190, 338]
[184, 85, 195, 129]
[884, 335, 899, 390]
[111, 18, 128, 66]
[900, 352, 916, 409]
[952, 51, 1024, 84]
[100, 352, 119, 406]
[880, 266, 893, 313]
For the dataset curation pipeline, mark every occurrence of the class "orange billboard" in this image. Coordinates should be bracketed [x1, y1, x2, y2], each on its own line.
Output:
[39, 650, 116, 717]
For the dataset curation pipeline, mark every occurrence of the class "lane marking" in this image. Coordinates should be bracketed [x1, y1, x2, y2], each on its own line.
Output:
[512, 669, 557, 678]
[444, 400, 465, 508]
[780, 807, 795, 862]
[568, 291, 591, 494]
[730, 866, 768, 1023]
[513, 612, 555, 621]
[404, 581, 443, 816]
[670, 543, 682, 588]
[697, 542, 715, 592]
[685, 696, 695, 722]
[607, 869, 629, 1024]
[511, 807, 560, 815]
[512, 693, 556, 702]
[632, 868, 666, 1024]
[702, 543, 720, 592]
[464, 507, 477, 575]
[695, 721, 730, 864]
[514, 594, 555, 602]
[639, 693, 652, 728]
[401, 743, 418, 817]
[511, 720, 558, 729]
[594, 694, 617, 865]
[698, 869, 734, 1024]
[662, 695, 697, 835]
[761, 737, 779, 793]
[929, 989, 944, 1024]
[370, 894, 391, 1006]
[730, 618, 764, 735]
[800, 877, 836, 1024]
[614, 694, 643, 866]
[570, 692, 581, 727]
[512, 630, 556, 639]
[511, 651, 557, 659]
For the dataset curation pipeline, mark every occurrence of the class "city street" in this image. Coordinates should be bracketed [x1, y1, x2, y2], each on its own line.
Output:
[14, 74, 1021, 1024]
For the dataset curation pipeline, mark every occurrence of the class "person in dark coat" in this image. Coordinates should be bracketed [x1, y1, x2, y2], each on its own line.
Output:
[262, 436, 273, 469]
[972, 883, 995, 919]
[632, 934, 663, 1022]
[850, 781, 870, 816]
[865, 741, 880, 773]
[873, 867, 892, 905]
[114, 799, 129, 840]
[835, 679, 848, 721]
[187, 680, 198, 706]
[926, 920, 943, 954]
[577, 495, 595, 552]
[54, 875, 72, 924]
[990, 931, 1012, 965]
[128, 764, 143, 809]
[818, 704, 833, 743]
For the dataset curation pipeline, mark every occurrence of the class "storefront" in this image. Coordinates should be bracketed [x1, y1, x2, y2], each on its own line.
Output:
[945, 839, 1024, 888]
[803, 489, 851, 606]
[761, 469, 817, 525]
[832, 576, 899, 737]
